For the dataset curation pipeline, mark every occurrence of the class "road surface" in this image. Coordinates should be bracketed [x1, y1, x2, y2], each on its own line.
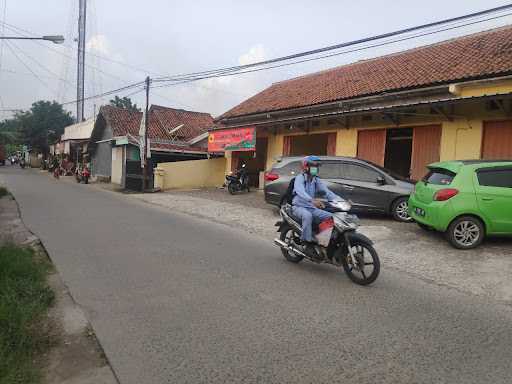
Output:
[1, 166, 512, 384]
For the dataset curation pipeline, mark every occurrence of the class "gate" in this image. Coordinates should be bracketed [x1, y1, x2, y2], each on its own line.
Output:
[125, 160, 153, 191]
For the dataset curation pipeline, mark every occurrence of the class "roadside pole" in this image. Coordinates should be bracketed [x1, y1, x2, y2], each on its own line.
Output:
[142, 76, 150, 192]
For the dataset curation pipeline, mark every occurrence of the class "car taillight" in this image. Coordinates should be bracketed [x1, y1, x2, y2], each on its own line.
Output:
[434, 188, 459, 201]
[264, 172, 279, 182]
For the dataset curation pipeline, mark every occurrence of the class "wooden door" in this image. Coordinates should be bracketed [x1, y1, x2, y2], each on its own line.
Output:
[326, 132, 337, 156]
[283, 136, 292, 156]
[410, 125, 442, 181]
[482, 120, 512, 159]
[357, 129, 386, 165]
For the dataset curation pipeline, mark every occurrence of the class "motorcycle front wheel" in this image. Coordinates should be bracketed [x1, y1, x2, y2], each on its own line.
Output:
[341, 241, 380, 286]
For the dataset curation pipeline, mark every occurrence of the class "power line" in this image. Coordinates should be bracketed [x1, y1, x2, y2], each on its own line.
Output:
[3, 4, 512, 112]
[151, 10, 512, 89]
[60, 80, 144, 106]
[8, 40, 75, 87]
[3, 40, 58, 96]
[0, 21, 128, 84]
[153, 3, 512, 82]
[0, 0, 7, 118]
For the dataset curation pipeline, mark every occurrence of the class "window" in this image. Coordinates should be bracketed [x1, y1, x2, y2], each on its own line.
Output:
[319, 162, 341, 178]
[423, 168, 455, 185]
[276, 161, 301, 176]
[341, 163, 380, 182]
[477, 168, 512, 188]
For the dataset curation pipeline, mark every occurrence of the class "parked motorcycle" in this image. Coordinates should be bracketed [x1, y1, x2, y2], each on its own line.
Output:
[75, 165, 90, 184]
[226, 163, 250, 194]
[19, 158, 26, 169]
[274, 200, 380, 285]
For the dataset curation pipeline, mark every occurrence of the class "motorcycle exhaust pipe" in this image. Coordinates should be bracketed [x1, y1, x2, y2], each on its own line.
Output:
[273, 239, 307, 258]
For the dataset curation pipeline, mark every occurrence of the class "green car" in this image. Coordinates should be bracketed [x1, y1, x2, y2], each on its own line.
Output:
[409, 160, 512, 249]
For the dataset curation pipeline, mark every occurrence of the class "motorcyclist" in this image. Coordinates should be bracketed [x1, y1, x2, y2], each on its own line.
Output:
[292, 155, 343, 252]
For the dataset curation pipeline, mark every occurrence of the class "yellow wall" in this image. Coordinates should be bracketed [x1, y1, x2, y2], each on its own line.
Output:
[111, 146, 123, 185]
[440, 119, 483, 161]
[222, 93, 511, 169]
[266, 133, 284, 170]
[155, 158, 227, 190]
[336, 129, 358, 157]
[457, 79, 512, 98]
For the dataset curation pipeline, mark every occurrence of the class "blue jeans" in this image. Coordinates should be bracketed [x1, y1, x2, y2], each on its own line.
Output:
[292, 206, 333, 242]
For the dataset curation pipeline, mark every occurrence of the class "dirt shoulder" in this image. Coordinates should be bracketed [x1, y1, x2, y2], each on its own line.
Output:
[0, 191, 118, 384]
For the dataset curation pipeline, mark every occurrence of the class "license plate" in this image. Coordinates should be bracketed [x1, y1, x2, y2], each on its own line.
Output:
[414, 207, 425, 217]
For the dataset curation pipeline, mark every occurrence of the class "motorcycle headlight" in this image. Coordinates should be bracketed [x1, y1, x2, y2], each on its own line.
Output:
[332, 201, 351, 211]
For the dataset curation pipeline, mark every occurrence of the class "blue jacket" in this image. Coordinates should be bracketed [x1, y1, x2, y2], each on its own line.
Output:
[292, 173, 340, 209]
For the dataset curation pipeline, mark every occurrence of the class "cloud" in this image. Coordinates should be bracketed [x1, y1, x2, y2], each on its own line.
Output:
[86, 34, 110, 56]
[151, 44, 272, 117]
[238, 43, 266, 66]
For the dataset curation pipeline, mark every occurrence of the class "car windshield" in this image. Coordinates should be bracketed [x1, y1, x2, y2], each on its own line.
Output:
[422, 168, 456, 185]
[365, 161, 411, 182]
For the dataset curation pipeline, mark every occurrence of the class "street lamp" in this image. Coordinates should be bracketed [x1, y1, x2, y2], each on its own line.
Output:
[0, 35, 65, 44]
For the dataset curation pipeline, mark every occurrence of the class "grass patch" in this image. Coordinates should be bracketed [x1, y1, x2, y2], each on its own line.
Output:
[0, 244, 54, 384]
[0, 187, 8, 198]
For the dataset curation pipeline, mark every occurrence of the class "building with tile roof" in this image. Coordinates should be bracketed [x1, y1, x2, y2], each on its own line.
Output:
[213, 26, 512, 185]
[88, 104, 214, 186]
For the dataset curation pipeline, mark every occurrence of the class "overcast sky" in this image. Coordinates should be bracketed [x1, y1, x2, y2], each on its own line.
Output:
[1, 0, 512, 121]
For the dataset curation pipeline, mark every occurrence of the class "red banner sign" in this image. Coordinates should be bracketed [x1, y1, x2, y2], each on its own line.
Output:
[208, 127, 256, 152]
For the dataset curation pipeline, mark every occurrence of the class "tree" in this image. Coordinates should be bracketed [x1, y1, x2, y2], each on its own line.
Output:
[16, 101, 74, 154]
[109, 96, 140, 112]
[0, 118, 20, 145]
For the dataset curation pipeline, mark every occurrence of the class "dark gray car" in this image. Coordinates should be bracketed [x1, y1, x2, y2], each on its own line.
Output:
[264, 156, 415, 222]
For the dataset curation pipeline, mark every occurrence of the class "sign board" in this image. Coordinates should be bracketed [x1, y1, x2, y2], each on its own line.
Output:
[208, 127, 256, 152]
[115, 137, 129, 146]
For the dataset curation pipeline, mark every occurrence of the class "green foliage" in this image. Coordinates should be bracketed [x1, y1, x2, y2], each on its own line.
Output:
[17, 101, 74, 153]
[109, 96, 141, 112]
[0, 119, 19, 146]
[0, 245, 54, 383]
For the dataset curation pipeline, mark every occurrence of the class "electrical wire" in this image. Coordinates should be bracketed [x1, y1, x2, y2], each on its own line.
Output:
[8, 40, 75, 87]
[0, 0, 8, 117]
[151, 10, 512, 90]
[59, 80, 145, 106]
[3, 40, 58, 96]
[3, 4, 512, 111]
[153, 3, 512, 82]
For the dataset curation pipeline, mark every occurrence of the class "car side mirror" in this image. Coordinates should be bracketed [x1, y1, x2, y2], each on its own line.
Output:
[376, 176, 386, 185]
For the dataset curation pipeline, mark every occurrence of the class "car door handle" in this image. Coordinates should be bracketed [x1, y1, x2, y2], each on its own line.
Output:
[481, 197, 494, 201]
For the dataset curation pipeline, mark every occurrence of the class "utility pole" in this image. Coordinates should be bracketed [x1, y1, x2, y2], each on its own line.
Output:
[77, 0, 86, 122]
[142, 76, 150, 191]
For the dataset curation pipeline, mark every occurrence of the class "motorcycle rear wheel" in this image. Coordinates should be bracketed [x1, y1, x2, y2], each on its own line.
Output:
[280, 227, 304, 263]
[227, 182, 236, 195]
[341, 241, 380, 286]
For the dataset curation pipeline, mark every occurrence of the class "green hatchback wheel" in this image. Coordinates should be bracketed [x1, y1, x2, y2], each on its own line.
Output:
[447, 216, 484, 250]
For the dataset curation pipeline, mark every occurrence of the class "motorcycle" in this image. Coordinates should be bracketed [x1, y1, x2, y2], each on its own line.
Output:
[274, 200, 380, 285]
[19, 158, 26, 169]
[75, 165, 90, 184]
[225, 163, 250, 194]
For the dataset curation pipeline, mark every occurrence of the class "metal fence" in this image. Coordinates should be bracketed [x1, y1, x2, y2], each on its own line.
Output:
[125, 160, 153, 191]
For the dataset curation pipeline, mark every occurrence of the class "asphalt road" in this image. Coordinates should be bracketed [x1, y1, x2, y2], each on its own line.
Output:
[2, 166, 512, 384]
